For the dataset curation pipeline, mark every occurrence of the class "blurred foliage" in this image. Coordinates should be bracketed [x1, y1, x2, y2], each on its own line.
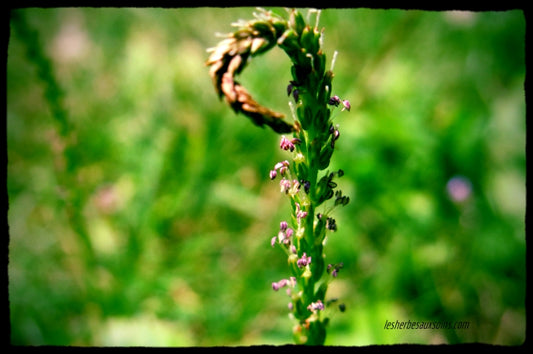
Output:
[7, 8, 525, 346]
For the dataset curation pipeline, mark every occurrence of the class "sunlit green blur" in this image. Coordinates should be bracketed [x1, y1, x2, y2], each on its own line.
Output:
[7, 8, 525, 346]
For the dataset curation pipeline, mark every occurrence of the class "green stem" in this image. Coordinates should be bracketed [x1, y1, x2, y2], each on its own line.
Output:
[206, 8, 350, 346]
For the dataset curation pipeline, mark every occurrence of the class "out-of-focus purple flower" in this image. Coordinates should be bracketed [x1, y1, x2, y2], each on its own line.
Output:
[269, 170, 277, 180]
[446, 175, 472, 202]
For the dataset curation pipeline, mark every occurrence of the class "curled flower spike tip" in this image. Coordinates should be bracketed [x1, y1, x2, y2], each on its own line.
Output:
[206, 9, 297, 134]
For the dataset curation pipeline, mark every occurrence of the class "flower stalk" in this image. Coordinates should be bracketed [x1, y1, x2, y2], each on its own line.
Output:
[206, 8, 350, 345]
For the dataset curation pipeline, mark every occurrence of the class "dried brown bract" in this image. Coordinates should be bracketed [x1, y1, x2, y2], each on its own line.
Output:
[206, 10, 296, 134]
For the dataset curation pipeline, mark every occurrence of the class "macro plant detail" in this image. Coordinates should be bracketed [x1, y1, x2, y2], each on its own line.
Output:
[206, 8, 350, 345]
[7, 7, 525, 347]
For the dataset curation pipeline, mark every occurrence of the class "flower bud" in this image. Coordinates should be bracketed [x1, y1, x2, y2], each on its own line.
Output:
[326, 217, 337, 231]
[292, 89, 300, 102]
[285, 227, 294, 238]
[328, 95, 341, 107]
[342, 100, 351, 111]
[272, 278, 288, 291]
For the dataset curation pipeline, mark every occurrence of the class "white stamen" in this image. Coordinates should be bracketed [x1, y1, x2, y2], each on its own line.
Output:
[230, 20, 247, 28]
[306, 9, 313, 23]
[330, 50, 338, 72]
[315, 10, 321, 30]
[306, 9, 321, 29]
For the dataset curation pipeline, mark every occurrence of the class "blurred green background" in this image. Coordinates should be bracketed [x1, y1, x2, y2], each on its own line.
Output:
[7, 8, 525, 346]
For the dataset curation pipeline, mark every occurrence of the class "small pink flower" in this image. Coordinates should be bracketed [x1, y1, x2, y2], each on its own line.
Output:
[272, 279, 288, 291]
[280, 178, 291, 193]
[270, 160, 289, 179]
[272, 277, 296, 291]
[280, 136, 295, 151]
[342, 99, 351, 111]
[297, 252, 312, 268]
[295, 203, 308, 224]
[307, 300, 324, 312]
[280, 137, 301, 152]
[274, 160, 289, 170]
